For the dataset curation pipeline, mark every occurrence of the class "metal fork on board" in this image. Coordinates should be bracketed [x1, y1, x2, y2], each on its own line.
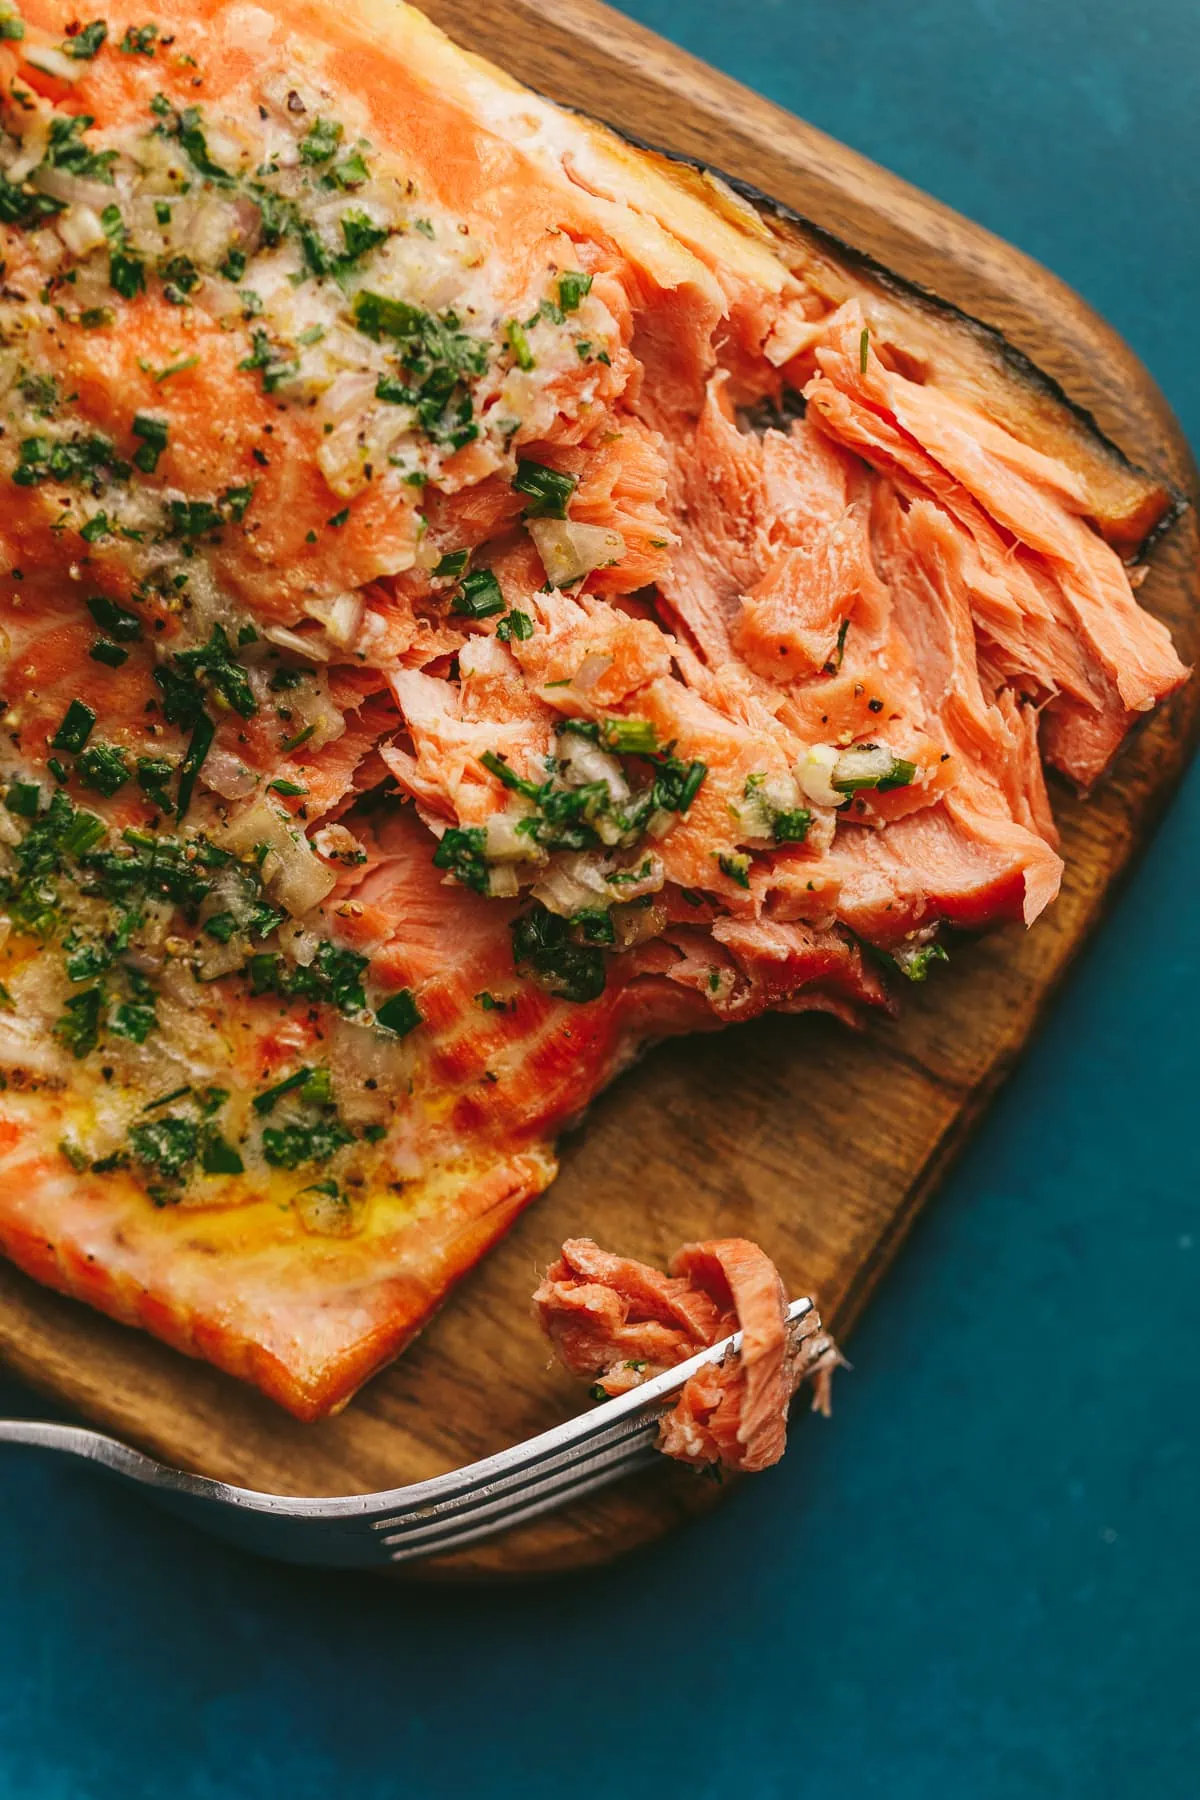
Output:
[0, 1296, 825, 1569]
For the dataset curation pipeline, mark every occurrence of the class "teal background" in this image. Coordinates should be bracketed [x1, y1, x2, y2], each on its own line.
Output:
[2, 2, 1198, 1794]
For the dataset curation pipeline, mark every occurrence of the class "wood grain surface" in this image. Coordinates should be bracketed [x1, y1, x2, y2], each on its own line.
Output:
[1, 0, 1196, 1578]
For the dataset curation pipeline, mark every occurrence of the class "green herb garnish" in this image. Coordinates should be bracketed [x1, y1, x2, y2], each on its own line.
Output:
[51, 699, 96, 753]
[431, 825, 489, 894]
[375, 989, 422, 1037]
[505, 318, 534, 371]
[495, 608, 533, 643]
[451, 568, 505, 620]
[510, 902, 606, 1004]
[299, 117, 344, 164]
[119, 21, 158, 55]
[512, 459, 577, 519]
[131, 412, 168, 473]
[557, 271, 593, 313]
[64, 19, 108, 58]
[86, 595, 141, 641]
[13, 430, 129, 488]
[129, 1115, 198, 1182]
[77, 741, 131, 797]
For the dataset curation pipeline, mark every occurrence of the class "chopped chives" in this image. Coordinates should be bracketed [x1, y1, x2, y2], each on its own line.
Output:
[451, 568, 505, 620]
[51, 699, 96, 753]
[505, 318, 534, 371]
[89, 639, 129, 668]
[512, 460, 577, 519]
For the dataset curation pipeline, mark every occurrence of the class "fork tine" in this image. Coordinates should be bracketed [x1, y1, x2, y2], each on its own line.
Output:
[382, 1437, 666, 1562]
[367, 1409, 661, 1532]
[376, 1418, 664, 1550]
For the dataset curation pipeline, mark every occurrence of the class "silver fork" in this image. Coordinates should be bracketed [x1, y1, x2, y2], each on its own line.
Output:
[0, 1296, 828, 1567]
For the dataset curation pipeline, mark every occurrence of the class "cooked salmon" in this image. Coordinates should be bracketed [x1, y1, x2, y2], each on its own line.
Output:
[0, 0, 1185, 1418]
[533, 1236, 844, 1471]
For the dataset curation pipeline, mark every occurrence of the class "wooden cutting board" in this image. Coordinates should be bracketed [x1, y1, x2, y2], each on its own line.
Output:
[0, 0, 1197, 1578]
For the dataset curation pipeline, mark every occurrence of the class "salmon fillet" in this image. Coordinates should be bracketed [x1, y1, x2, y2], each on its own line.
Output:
[0, 0, 1185, 1418]
[533, 1236, 845, 1472]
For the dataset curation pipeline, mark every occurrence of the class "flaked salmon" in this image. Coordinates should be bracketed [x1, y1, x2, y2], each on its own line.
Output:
[534, 1236, 845, 1472]
[0, 0, 1185, 1417]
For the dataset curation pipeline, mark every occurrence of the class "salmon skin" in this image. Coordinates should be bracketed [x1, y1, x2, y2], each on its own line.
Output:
[0, 0, 1185, 1419]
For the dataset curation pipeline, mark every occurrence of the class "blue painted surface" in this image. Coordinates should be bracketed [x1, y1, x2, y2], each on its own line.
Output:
[2, 4, 1198, 1795]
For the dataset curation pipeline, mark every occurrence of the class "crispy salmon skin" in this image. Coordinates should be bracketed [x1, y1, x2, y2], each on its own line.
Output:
[0, 0, 1185, 1418]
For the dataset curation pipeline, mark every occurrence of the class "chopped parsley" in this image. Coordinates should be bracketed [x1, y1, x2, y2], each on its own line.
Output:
[131, 413, 168, 473]
[431, 825, 489, 895]
[87, 595, 142, 641]
[327, 150, 370, 190]
[300, 117, 344, 164]
[45, 115, 117, 185]
[375, 989, 422, 1037]
[261, 1116, 353, 1170]
[13, 431, 129, 488]
[173, 105, 236, 185]
[338, 209, 388, 264]
[353, 289, 488, 447]
[0, 176, 65, 230]
[100, 202, 145, 300]
[54, 986, 103, 1058]
[129, 1114, 198, 1181]
[159, 252, 200, 305]
[772, 808, 812, 844]
[238, 326, 299, 393]
[165, 487, 253, 538]
[170, 623, 258, 717]
[119, 21, 158, 55]
[477, 719, 705, 863]
[246, 940, 369, 1016]
[196, 1129, 241, 1175]
[571, 908, 615, 946]
[64, 20, 108, 58]
[511, 902, 606, 1004]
